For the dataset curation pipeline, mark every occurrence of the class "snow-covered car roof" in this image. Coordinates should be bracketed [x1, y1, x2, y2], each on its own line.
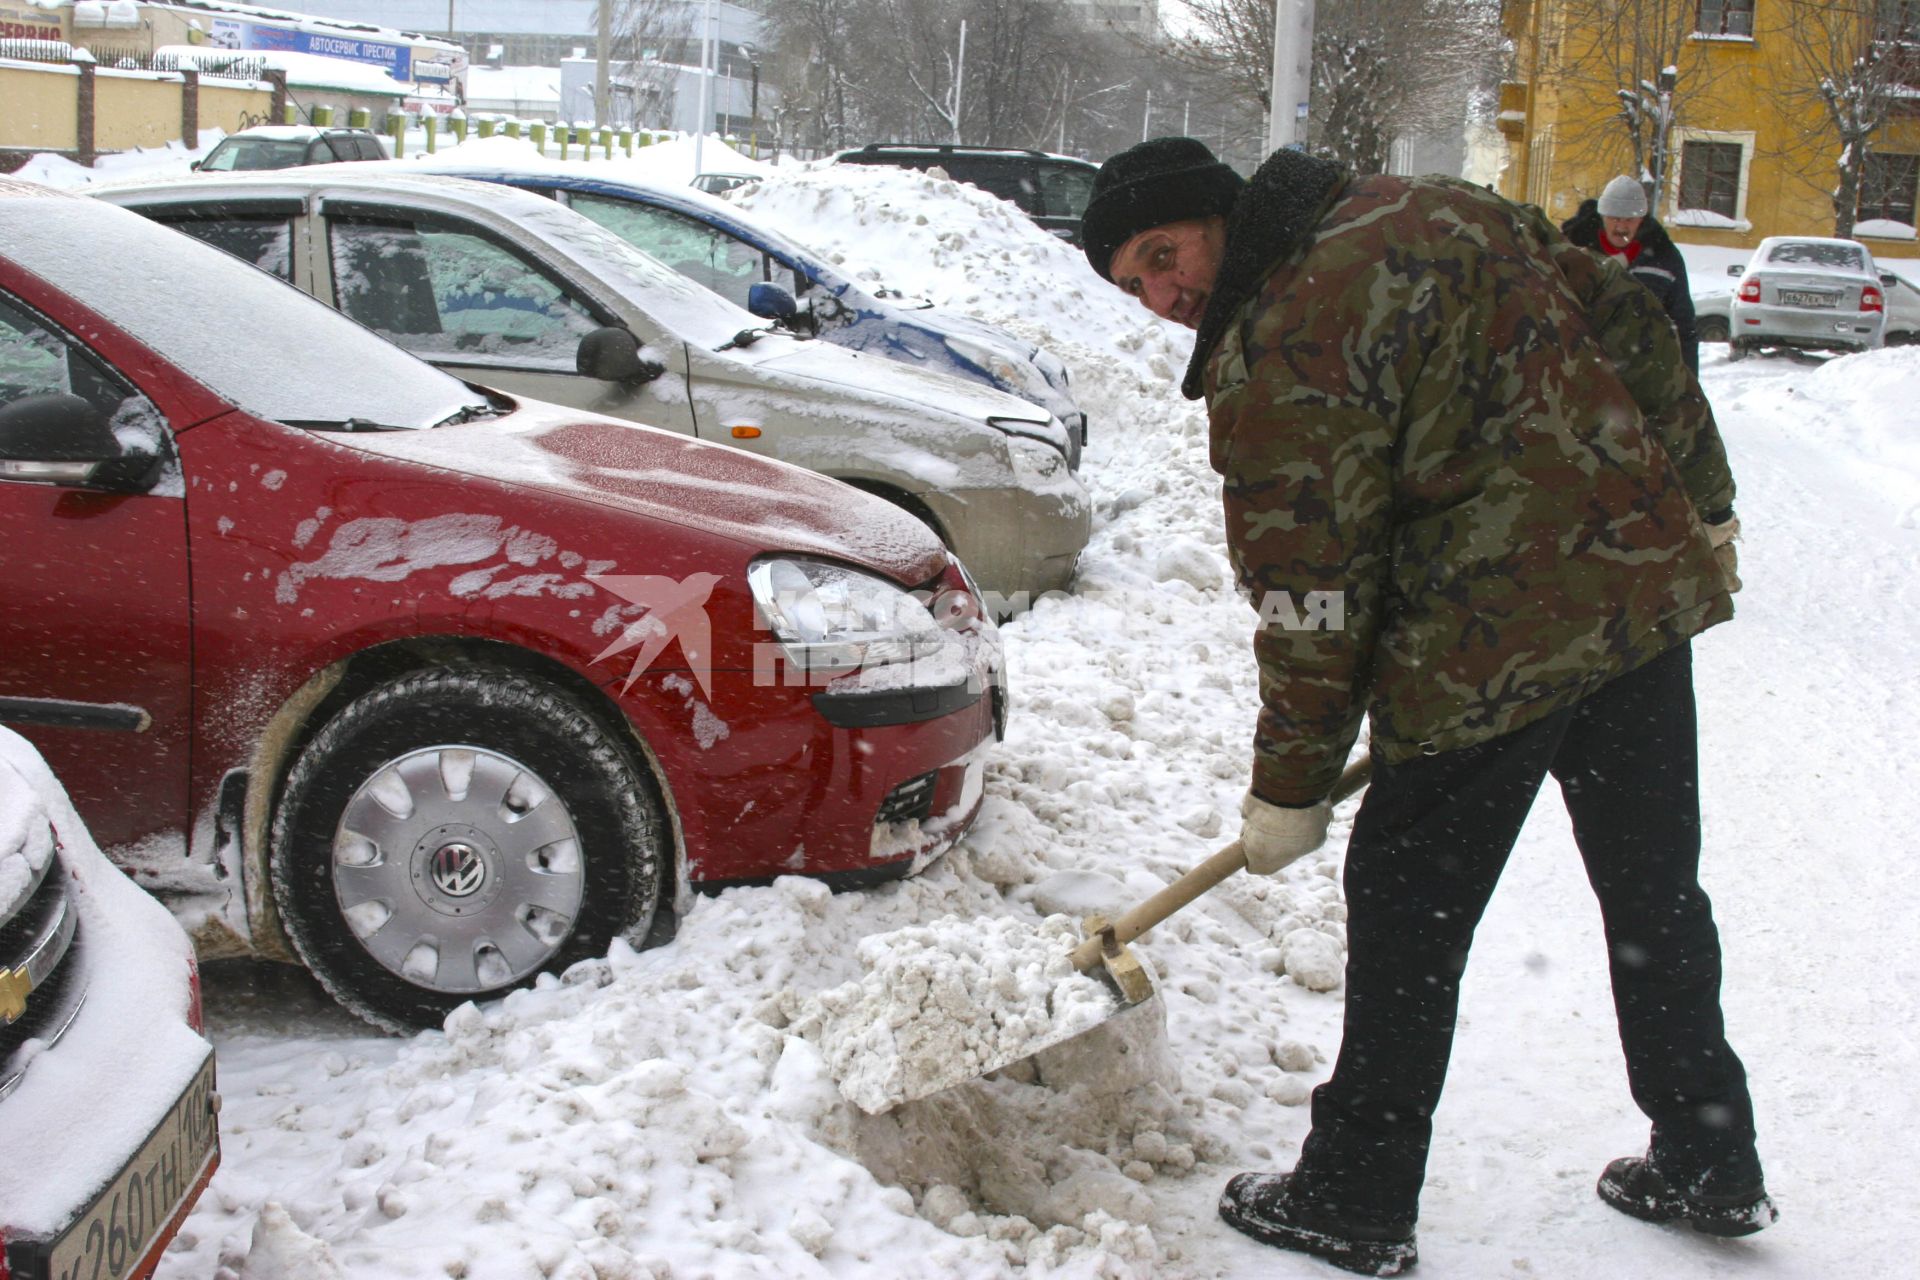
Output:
[96, 167, 768, 352]
[3, 178, 489, 429]
[1747, 235, 1877, 275]
[218, 125, 363, 141]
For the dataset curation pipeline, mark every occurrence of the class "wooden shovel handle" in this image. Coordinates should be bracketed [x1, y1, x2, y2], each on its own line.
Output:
[1069, 757, 1373, 974]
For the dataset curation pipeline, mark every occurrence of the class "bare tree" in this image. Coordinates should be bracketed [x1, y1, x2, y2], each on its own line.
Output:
[1547, 0, 1743, 200]
[609, 0, 695, 131]
[754, 0, 865, 148]
[1779, 0, 1918, 237]
[755, 0, 1149, 155]
[1163, 0, 1502, 174]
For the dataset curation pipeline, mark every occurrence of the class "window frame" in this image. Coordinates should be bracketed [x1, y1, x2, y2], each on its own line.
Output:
[561, 193, 779, 309]
[1694, 0, 1756, 38]
[1859, 152, 1919, 229]
[0, 287, 172, 470]
[321, 204, 619, 372]
[1669, 129, 1756, 229]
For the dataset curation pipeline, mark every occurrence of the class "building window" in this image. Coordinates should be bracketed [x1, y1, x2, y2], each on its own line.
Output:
[1696, 0, 1754, 37]
[1860, 153, 1919, 226]
[1678, 139, 1744, 217]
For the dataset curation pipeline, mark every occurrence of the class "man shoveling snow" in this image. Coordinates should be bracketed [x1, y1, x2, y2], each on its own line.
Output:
[1081, 136, 1775, 1276]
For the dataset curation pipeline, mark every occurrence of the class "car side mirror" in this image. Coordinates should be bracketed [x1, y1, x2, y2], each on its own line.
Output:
[747, 281, 798, 321]
[1727, 264, 1744, 277]
[1881, 272, 1898, 286]
[576, 326, 665, 384]
[0, 393, 162, 491]
[190, 159, 203, 171]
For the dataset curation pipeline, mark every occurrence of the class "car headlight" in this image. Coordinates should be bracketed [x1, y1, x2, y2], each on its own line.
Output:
[1028, 344, 1071, 392]
[988, 414, 1071, 461]
[748, 556, 943, 675]
[1003, 431, 1077, 488]
[947, 334, 1057, 404]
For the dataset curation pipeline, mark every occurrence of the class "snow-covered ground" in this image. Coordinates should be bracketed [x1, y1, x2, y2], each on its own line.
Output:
[11, 147, 1915, 1276]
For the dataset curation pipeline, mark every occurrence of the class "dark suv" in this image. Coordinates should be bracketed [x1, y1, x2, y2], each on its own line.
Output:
[194, 125, 388, 172]
[836, 144, 1100, 245]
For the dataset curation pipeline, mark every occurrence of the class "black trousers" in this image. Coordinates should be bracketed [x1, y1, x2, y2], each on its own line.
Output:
[1296, 642, 1761, 1224]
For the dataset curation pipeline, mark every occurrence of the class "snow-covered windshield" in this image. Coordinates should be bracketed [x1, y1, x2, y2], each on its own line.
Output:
[1765, 241, 1867, 272]
[510, 198, 765, 350]
[3, 196, 488, 430]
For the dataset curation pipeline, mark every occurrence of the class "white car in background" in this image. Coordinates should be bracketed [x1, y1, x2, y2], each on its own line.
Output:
[0, 728, 218, 1280]
[1695, 236, 1906, 359]
[96, 171, 1089, 603]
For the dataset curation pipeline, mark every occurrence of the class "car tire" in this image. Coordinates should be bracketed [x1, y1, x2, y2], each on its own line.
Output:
[1696, 315, 1730, 343]
[270, 666, 667, 1032]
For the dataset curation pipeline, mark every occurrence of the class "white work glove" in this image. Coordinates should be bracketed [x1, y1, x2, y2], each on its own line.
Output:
[1240, 792, 1332, 875]
[1707, 515, 1741, 594]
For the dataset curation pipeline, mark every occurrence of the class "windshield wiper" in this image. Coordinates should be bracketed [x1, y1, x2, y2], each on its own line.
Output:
[280, 417, 411, 433]
[431, 402, 507, 428]
[717, 325, 774, 351]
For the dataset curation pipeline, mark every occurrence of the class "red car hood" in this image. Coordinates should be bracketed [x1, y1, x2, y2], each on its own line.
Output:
[334, 401, 949, 586]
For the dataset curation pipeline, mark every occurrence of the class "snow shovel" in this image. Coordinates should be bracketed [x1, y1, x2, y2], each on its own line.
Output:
[810, 757, 1374, 1114]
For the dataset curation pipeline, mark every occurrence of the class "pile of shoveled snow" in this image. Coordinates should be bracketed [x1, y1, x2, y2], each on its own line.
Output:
[782, 913, 1123, 1114]
[730, 161, 1198, 376]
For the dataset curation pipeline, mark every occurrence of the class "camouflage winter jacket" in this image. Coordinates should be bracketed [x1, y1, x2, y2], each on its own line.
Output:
[1185, 152, 1737, 806]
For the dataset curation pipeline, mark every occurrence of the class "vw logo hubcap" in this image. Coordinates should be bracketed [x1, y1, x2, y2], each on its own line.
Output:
[430, 842, 486, 897]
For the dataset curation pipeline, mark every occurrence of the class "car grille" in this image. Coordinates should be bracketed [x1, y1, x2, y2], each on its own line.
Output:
[0, 836, 87, 1101]
[876, 771, 939, 826]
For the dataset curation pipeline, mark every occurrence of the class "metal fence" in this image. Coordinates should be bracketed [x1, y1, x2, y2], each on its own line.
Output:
[0, 39, 268, 81]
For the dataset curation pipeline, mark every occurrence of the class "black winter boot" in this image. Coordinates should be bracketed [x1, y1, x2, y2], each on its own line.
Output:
[1219, 1172, 1418, 1276]
[1597, 1156, 1777, 1237]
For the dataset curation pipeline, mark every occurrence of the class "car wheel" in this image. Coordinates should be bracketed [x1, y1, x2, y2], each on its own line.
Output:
[1696, 315, 1730, 343]
[1888, 331, 1917, 348]
[271, 666, 666, 1032]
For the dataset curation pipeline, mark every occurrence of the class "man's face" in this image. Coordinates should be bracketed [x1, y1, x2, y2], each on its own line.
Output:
[1109, 216, 1228, 329]
[1602, 214, 1644, 246]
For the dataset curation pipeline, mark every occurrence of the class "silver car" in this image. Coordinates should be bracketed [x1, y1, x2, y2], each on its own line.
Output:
[95, 171, 1088, 602]
[1717, 236, 1888, 359]
[1697, 263, 1920, 351]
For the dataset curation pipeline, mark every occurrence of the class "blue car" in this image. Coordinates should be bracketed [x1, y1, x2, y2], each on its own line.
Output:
[402, 165, 1088, 463]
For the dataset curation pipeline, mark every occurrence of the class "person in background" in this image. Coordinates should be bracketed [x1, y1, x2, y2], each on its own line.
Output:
[1081, 136, 1767, 1276]
[1563, 174, 1700, 372]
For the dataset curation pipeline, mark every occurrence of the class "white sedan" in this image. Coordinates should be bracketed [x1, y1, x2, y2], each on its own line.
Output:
[1694, 237, 1916, 357]
[0, 728, 218, 1280]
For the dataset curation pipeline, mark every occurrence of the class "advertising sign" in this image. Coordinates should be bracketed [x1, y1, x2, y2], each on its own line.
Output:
[207, 17, 412, 82]
[0, 5, 63, 41]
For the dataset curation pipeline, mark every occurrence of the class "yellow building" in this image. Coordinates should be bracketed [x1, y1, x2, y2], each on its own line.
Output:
[1499, 0, 1920, 254]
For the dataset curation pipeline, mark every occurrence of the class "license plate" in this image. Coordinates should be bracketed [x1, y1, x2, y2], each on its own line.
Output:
[17, 1052, 219, 1280]
[1778, 289, 1838, 308]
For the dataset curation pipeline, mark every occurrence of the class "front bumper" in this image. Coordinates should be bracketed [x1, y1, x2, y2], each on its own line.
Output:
[628, 569, 1004, 884]
[922, 472, 1090, 608]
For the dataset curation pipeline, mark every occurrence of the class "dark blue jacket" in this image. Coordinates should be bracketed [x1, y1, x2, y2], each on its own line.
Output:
[1562, 201, 1698, 373]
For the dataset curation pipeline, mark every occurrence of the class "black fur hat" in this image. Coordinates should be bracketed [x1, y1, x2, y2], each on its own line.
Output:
[1083, 136, 1246, 282]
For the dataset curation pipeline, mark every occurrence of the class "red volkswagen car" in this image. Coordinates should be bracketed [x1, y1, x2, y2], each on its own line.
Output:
[0, 180, 999, 1031]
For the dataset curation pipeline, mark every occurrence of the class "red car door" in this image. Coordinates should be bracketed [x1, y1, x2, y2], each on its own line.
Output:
[0, 280, 193, 860]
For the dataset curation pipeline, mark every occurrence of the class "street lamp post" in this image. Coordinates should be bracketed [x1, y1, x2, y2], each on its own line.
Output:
[1267, 0, 1317, 153]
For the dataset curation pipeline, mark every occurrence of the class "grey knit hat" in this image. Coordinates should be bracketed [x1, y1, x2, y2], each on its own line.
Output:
[1082, 137, 1245, 281]
[1597, 174, 1649, 218]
